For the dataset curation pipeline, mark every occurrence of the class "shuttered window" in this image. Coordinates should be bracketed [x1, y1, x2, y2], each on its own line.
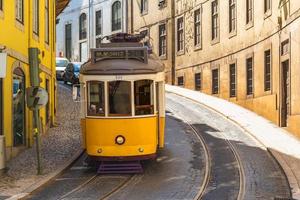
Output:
[195, 73, 202, 91]
[212, 69, 219, 94]
[230, 63, 236, 97]
[264, 50, 271, 91]
[246, 57, 253, 95]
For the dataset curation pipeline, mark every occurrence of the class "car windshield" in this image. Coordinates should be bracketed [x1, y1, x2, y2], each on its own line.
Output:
[56, 59, 68, 67]
[74, 64, 81, 72]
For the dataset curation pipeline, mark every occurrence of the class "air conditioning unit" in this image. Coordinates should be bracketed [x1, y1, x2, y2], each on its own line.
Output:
[158, 0, 165, 8]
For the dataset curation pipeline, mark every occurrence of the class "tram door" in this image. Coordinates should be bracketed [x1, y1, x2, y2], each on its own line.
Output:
[281, 60, 290, 127]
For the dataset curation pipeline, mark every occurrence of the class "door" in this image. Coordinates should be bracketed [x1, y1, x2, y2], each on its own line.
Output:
[281, 60, 290, 127]
[13, 68, 26, 146]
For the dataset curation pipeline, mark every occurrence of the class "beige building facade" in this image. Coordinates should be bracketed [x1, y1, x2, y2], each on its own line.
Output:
[129, 0, 300, 138]
[128, 0, 175, 84]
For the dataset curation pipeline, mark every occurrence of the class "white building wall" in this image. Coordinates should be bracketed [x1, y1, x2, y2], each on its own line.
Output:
[56, 0, 128, 62]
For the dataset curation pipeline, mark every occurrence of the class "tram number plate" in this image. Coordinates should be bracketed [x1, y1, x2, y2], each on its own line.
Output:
[115, 75, 123, 80]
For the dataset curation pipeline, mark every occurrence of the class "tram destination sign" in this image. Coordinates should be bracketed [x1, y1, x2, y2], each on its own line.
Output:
[91, 47, 148, 64]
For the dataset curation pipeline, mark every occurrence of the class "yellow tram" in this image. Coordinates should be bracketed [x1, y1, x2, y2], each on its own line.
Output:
[78, 34, 165, 163]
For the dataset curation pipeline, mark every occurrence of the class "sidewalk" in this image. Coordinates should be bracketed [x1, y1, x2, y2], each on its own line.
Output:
[166, 85, 300, 200]
[0, 84, 82, 199]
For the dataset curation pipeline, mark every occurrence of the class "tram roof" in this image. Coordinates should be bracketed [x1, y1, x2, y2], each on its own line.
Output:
[80, 49, 165, 75]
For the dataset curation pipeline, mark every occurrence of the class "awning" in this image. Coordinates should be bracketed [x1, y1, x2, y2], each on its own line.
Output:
[56, 0, 70, 17]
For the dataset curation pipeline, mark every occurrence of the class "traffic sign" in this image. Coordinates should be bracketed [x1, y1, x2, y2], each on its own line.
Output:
[26, 87, 48, 110]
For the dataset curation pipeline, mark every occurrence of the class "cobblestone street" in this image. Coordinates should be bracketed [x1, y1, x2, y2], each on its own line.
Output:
[0, 83, 82, 199]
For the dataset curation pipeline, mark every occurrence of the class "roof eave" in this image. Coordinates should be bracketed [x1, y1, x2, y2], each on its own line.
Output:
[56, 0, 70, 17]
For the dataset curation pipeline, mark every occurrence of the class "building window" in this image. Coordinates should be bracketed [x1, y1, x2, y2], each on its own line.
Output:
[140, 0, 148, 14]
[177, 17, 184, 52]
[194, 8, 201, 47]
[281, 39, 289, 55]
[211, 0, 219, 40]
[264, 0, 271, 13]
[246, 57, 253, 95]
[229, 63, 236, 97]
[33, 0, 39, 35]
[112, 1, 122, 31]
[16, 0, 24, 23]
[45, 0, 49, 44]
[65, 24, 72, 60]
[178, 76, 184, 86]
[212, 68, 219, 94]
[159, 24, 167, 56]
[79, 13, 87, 40]
[229, 0, 236, 33]
[246, 0, 253, 24]
[95, 10, 102, 36]
[195, 73, 202, 91]
[264, 50, 271, 91]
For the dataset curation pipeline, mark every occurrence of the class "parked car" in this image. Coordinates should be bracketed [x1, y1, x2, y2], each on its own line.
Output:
[56, 57, 69, 81]
[63, 62, 82, 85]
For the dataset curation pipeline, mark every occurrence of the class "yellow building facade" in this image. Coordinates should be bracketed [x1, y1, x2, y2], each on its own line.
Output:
[130, 0, 300, 138]
[0, 0, 68, 160]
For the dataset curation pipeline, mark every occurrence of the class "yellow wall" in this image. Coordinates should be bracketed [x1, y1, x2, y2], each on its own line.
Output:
[0, 0, 56, 159]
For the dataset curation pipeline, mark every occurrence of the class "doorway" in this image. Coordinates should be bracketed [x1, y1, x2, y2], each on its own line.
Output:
[281, 60, 290, 127]
[12, 68, 26, 146]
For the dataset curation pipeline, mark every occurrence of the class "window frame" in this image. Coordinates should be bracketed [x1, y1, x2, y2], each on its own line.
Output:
[45, 0, 50, 44]
[195, 72, 202, 91]
[264, 49, 272, 92]
[134, 80, 155, 116]
[229, 63, 236, 97]
[211, 0, 219, 43]
[194, 8, 202, 48]
[177, 76, 184, 86]
[140, 0, 148, 15]
[246, 0, 253, 26]
[16, 0, 24, 24]
[65, 23, 72, 60]
[95, 9, 102, 37]
[111, 1, 122, 32]
[79, 13, 87, 40]
[33, 0, 39, 36]
[212, 68, 219, 95]
[158, 23, 167, 58]
[87, 81, 106, 117]
[229, 0, 236, 35]
[177, 16, 184, 53]
[246, 57, 254, 96]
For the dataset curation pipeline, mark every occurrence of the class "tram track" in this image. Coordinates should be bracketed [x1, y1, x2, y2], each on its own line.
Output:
[54, 174, 137, 200]
[167, 103, 245, 200]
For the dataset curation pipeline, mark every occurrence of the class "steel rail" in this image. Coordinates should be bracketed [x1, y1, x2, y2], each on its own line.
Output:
[167, 103, 245, 200]
[166, 105, 211, 200]
[99, 175, 137, 200]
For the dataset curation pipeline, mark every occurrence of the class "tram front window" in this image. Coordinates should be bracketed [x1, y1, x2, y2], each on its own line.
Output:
[134, 80, 154, 115]
[88, 81, 105, 116]
[108, 81, 132, 116]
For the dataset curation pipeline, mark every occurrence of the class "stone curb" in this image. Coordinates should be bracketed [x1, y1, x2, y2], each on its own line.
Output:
[6, 149, 84, 200]
[165, 86, 300, 200]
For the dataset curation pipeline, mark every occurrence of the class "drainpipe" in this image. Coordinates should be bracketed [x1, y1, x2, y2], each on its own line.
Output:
[171, 0, 176, 85]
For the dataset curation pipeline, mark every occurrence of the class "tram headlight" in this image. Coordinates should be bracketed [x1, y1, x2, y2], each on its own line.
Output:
[115, 135, 125, 145]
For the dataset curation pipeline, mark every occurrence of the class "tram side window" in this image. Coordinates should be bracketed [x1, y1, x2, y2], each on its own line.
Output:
[108, 81, 131, 116]
[134, 80, 154, 115]
[88, 82, 105, 116]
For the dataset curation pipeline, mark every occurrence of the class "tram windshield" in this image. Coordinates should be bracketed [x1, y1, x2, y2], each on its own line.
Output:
[134, 80, 154, 115]
[108, 81, 132, 116]
[87, 81, 105, 116]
